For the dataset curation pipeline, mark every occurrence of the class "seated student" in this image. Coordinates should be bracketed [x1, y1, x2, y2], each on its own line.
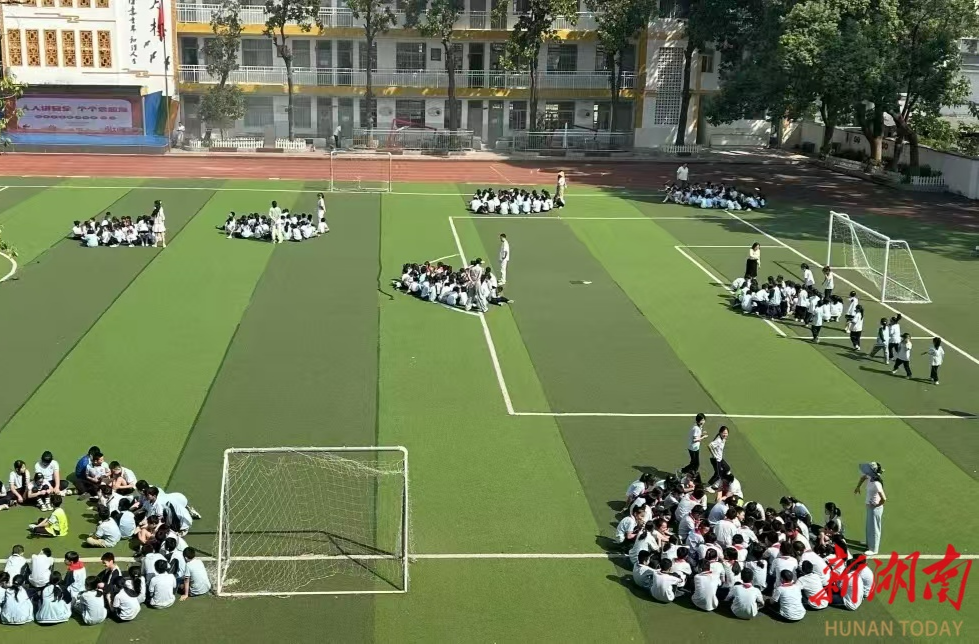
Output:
[691, 560, 721, 612]
[499, 198, 511, 215]
[727, 569, 764, 619]
[291, 223, 303, 242]
[225, 214, 237, 238]
[487, 192, 500, 213]
[29, 494, 68, 537]
[443, 286, 460, 307]
[148, 558, 177, 609]
[64, 551, 86, 599]
[470, 193, 485, 213]
[542, 190, 553, 211]
[631, 550, 656, 589]
[301, 218, 315, 239]
[770, 570, 806, 621]
[71, 221, 85, 239]
[180, 547, 211, 600]
[0, 575, 33, 625]
[3, 545, 27, 580]
[35, 571, 72, 625]
[615, 505, 644, 547]
[520, 195, 532, 214]
[831, 555, 867, 610]
[85, 506, 122, 548]
[82, 228, 100, 248]
[75, 577, 108, 625]
[110, 568, 144, 622]
[650, 559, 684, 603]
[112, 498, 138, 540]
[797, 560, 829, 610]
[28, 547, 55, 590]
[80, 451, 110, 497]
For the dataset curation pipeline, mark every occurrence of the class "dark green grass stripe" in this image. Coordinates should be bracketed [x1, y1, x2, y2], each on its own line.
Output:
[0, 185, 50, 214]
[0, 188, 215, 431]
[472, 218, 710, 413]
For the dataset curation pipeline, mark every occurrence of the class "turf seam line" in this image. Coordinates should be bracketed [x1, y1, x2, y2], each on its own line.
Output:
[673, 245, 787, 338]
[448, 215, 515, 415]
[723, 208, 979, 368]
[511, 412, 974, 419]
[0, 191, 207, 435]
[0, 184, 665, 198]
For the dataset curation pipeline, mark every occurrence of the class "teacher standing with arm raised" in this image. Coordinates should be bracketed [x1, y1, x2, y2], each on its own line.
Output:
[854, 462, 886, 556]
[744, 243, 761, 280]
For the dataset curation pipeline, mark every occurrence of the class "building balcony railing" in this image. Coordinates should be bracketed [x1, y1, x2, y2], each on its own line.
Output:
[175, 3, 599, 31]
[178, 65, 636, 90]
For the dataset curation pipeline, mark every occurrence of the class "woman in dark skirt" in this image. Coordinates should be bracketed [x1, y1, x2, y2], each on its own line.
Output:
[744, 242, 761, 280]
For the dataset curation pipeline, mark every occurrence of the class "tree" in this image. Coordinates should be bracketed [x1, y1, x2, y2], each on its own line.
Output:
[586, 0, 655, 132]
[201, 0, 245, 140]
[674, 0, 720, 145]
[878, 0, 977, 171]
[404, 0, 465, 131]
[347, 0, 397, 131]
[263, 0, 323, 140]
[0, 73, 26, 149]
[498, 0, 579, 130]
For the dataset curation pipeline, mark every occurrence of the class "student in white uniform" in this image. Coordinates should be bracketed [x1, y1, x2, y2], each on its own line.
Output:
[3, 545, 27, 579]
[152, 200, 167, 248]
[891, 333, 913, 378]
[64, 551, 87, 599]
[180, 547, 212, 599]
[35, 571, 72, 624]
[810, 297, 824, 343]
[727, 570, 764, 619]
[650, 560, 684, 603]
[926, 337, 945, 385]
[801, 263, 815, 289]
[269, 202, 284, 243]
[797, 561, 829, 609]
[316, 193, 330, 233]
[614, 506, 643, 545]
[887, 315, 903, 362]
[681, 413, 707, 476]
[498, 233, 510, 285]
[869, 318, 890, 362]
[0, 575, 33, 625]
[854, 462, 886, 556]
[148, 558, 177, 608]
[75, 577, 108, 625]
[29, 547, 55, 589]
[691, 561, 720, 612]
[770, 570, 806, 621]
[821, 266, 834, 300]
[706, 426, 729, 490]
[849, 304, 864, 350]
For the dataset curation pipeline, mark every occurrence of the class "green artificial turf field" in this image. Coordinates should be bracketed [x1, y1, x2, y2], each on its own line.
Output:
[0, 175, 977, 643]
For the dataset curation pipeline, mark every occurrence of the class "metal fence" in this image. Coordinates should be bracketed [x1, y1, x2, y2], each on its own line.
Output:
[188, 138, 309, 152]
[351, 128, 476, 152]
[510, 130, 634, 152]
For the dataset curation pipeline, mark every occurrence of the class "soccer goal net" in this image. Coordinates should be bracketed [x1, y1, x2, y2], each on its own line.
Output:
[217, 446, 409, 597]
[330, 151, 392, 193]
[827, 211, 930, 303]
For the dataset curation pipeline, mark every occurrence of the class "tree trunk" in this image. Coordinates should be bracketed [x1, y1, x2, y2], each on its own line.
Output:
[529, 46, 540, 132]
[674, 41, 695, 146]
[855, 103, 884, 166]
[890, 111, 919, 173]
[887, 136, 903, 171]
[284, 57, 295, 141]
[366, 36, 375, 135]
[609, 51, 621, 133]
[445, 41, 457, 132]
[820, 122, 835, 156]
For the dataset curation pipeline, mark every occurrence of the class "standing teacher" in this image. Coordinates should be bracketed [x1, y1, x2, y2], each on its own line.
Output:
[744, 242, 761, 280]
[854, 461, 886, 556]
[556, 171, 567, 208]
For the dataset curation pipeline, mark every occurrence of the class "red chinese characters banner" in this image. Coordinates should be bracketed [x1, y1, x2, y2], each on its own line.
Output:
[9, 97, 143, 135]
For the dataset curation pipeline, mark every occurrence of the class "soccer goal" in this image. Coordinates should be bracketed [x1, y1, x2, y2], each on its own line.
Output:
[329, 151, 392, 193]
[827, 211, 930, 303]
[216, 446, 409, 597]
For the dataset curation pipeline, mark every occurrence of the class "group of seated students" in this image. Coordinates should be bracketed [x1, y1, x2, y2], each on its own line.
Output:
[663, 183, 767, 210]
[71, 214, 158, 248]
[732, 267, 869, 346]
[222, 211, 327, 242]
[617, 465, 873, 621]
[394, 260, 509, 312]
[469, 188, 561, 214]
[0, 446, 211, 626]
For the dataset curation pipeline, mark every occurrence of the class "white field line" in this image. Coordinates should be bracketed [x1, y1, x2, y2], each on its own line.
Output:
[724, 209, 979, 369]
[448, 216, 515, 415]
[0, 186, 7, 193]
[429, 253, 459, 263]
[678, 244, 799, 249]
[490, 164, 516, 185]
[673, 246, 786, 338]
[0, 552, 972, 564]
[0, 184, 663, 198]
[0, 252, 18, 283]
[511, 411, 973, 420]
[787, 335, 933, 341]
[464, 215, 728, 221]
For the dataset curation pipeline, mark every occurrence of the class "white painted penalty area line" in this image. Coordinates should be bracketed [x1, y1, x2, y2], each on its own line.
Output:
[0, 186, 7, 193]
[429, 253, 459, 263]
[678, 244, 799, 249]
[0, 552, 971, 564]
[724, 209, 979, 369]
[786, 335, 933, 341]
[461, 215, 729, 220]
[448, 216, 515, 415]
[510, 411, 974, 420]
[0, 251, 18, 283]
[673, 246, 785, 338]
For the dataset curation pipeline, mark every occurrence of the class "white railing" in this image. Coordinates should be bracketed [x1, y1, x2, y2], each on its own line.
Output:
[179, 65, 636, 91]
[512, 130, 634, 152]
[352, 128, 476, 151]
[175, 3, 597, 30]
[658, 144, 703, 156]
[188, 137, 309, 151]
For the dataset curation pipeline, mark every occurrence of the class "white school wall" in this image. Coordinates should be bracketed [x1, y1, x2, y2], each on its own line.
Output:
[794, 121, 979, 200]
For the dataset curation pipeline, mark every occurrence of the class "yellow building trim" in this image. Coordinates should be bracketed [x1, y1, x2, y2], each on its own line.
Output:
[179, 81, 637, 101]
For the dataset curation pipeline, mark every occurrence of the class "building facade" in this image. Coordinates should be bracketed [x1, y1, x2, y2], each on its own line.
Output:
[1, 0, 768, 148]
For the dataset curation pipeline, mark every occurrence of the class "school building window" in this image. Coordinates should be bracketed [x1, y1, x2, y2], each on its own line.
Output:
[700, 49, 714, 73]
[508, 101, 527, 131]
[359, 41, 377, 71]
[44, 30, 59, 66]
[97, 30, 111, 67]
[6, 29, 23, 66]
[62, 30, 77, 67]
[395, 99, 426, 128]
[242, 39, 273, 67]
[546, 44, 577, 72]
[291, 96, 312, 128]
[396, 43, 426, 71]
[80, 31, 94, 67]
[359, 99, 377, 128]
[26, 30, 41, 66]
[542, 101, 574, 129]
[244, 96, 274, 128]
[291, 40, 311, 68]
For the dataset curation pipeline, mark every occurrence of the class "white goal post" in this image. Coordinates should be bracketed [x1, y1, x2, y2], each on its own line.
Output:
[827, 211, 931, 304]
[329, 151, 393, 193]
[217, 446, 409, 597]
